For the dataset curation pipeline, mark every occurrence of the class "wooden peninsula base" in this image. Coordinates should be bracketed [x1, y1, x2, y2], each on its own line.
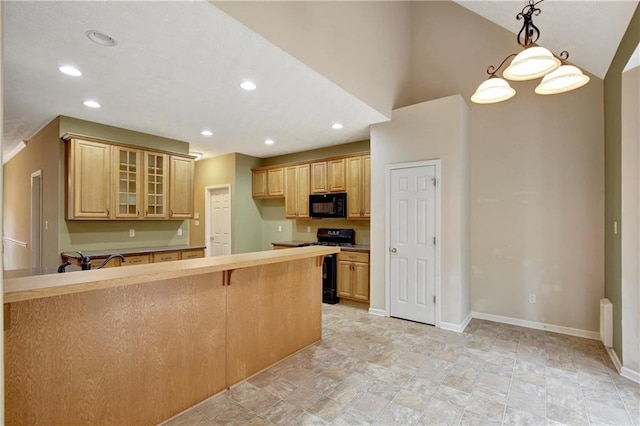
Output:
[4, 246, 338, 425]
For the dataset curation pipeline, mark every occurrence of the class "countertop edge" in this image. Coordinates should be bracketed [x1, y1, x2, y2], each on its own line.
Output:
[4, 246, 339, 304]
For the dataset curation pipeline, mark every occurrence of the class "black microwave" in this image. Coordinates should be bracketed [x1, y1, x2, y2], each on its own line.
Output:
[309, 193, 347, 218]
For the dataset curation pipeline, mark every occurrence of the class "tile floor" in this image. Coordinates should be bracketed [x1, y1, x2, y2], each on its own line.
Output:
[165, 304, 640, 425]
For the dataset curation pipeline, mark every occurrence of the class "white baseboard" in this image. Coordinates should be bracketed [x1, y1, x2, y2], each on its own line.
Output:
[621, 366, 640, 384]
[368, 308, 387, 317]
[439, 312, 471, 333]
[472, 311, 600, 340]
[606, 346, 623, 373]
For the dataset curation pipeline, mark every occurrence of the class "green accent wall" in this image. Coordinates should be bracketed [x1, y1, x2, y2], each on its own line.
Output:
[604, 3, 640, 362]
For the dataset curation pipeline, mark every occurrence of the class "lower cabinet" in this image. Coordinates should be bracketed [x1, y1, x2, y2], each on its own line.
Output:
[122, 254, 151, 266]
[182, 249, 205, 259]
[153, 251, 181, 263]
[62, 248, 205, 268]
[337, 251, 370, 302]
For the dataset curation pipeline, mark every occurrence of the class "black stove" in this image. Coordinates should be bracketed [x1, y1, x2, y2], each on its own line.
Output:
[304, 228, 355, 304]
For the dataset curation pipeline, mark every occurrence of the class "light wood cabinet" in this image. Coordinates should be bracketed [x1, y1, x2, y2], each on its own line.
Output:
[346, 155, 371, 219]
[181, 249, 204, 259]
[122, 254, 150, 266]
[252, 167, 284, 198]
[169, 156, 194, 219]
[67, 139, 112, 219]
[337, 251, 370, 302]
[153, 251, 180, 263]
[113, 146, 142, 219]
[311, 159, 346, 194]
[285, 164, 310, 219]
[143, 152, 168, 219]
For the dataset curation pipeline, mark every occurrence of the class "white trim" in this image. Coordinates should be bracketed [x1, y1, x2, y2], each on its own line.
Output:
[2, 237, 27, 248]
[440, 311, 472, 333]
[31, 170, 43, 270]
[472, 311, 600, 340]
[3, 141, 26, 165]
[607, 346, 623, 373]
[368, 308, 387, 317]
[621, 366, 640, 384]
[204, 184, 232, 257]
[384, 159, 441, 327]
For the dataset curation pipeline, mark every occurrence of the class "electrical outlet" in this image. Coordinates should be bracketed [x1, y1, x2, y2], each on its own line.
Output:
[178, 228, 183, 236]
[278, 225, 282, 232]
[307, 226, 311, 233]
[45, 220, 48, 230]
[528, 293, 536, 303]
[194, 212, 200, 220]
[195, 220, 200, 226]
[129, 229, 135, 238]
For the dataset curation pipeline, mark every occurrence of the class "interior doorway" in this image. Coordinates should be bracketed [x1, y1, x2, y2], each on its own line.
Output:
[205, 185, 231, 257]
[31, 170, 43, 270]
[385, 160, 440, 325]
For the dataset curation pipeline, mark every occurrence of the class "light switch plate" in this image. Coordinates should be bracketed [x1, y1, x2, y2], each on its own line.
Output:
[178, 228, 183, 236]
[129, 229, 135, 237]
[194, 212, 200, 220]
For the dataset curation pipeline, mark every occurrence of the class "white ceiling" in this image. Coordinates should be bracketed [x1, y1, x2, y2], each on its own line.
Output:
[3, 1, 638, 162]
[455, 0, 639, 79]
[3, 1, 387, 161]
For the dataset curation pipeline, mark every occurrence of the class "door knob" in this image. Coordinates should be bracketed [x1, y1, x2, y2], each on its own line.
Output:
[390, 247, 397, 253]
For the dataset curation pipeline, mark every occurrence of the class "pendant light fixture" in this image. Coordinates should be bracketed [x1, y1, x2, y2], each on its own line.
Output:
[471, 0, 589, 104]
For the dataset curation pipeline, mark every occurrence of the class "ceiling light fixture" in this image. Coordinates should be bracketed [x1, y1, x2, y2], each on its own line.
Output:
[86, 30, 117, 47]
[264, 139, 274, 145]
[331, 123, 344, 129]
[190, 152, 204, 161]
[200, 130, 213, 136]
[83, 100, 101, 108]
[471, 0, 589, 104]
[58, 65, 82, 77]
[240, 81, 257, 91]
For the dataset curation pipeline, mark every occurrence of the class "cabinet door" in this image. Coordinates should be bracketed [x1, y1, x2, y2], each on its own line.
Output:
[362, 156, 371, 218]
[113, 147, 141, 219]
[284, 166, 298, 218]
[346, 157, 363, 219]
[327, 159, 346, 192]
[337, 260, 353, 297]
[144, 152, 168, 218]
[169, 156, 194, 219]
[296, 164, 310, 219]
[68, 139, 111, 219]
[252, 170, 267, 198]
[353, 262, 370, 301]
[267, 168, 284, 197]
[310, 162, 327, 194]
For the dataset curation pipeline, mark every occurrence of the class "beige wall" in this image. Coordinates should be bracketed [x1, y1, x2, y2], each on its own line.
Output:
[371, 95, 470, 325]
[621, 65, 639, 373]
[3, 118, 61, 269]
[213, 1, 412, 116]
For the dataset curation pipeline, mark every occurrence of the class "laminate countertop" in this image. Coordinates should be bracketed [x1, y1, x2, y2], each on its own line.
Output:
[61, 245, 206, 259]
[271, 241, 370, 253]
[4, 246, 339, 304]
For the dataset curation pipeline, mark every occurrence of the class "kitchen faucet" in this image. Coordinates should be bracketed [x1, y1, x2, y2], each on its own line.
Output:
[95, 254, 126, 269]
[75, 251, 93, 270]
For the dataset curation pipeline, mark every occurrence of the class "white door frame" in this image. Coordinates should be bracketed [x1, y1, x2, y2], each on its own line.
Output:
[204, 184, 232, 257]
[385, 159, 442, 327]
[30, 170, 43, 270]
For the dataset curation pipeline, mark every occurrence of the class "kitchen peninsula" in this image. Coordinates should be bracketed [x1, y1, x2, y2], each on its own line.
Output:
[4, 246, 338, 425]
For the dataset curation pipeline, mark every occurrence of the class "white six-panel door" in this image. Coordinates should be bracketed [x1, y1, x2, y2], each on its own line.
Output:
[389, 164, 437, 324]
[207, 186, 231, 256]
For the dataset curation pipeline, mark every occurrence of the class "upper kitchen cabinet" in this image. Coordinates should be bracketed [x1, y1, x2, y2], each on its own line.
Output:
[169, 155, 195, 219]
[66, 139, 112, 219]
[65, 135, 194, 220]
[310, 158, 346, 194]
[252, 166, 284, 198]
[143, 152, 168, 219]
[346, 155, 371, 220]
[285, 164, 310, 219]
[113, 146, 142, 219]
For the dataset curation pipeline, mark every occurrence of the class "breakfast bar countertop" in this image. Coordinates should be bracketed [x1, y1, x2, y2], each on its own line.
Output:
[4, 246, 339, 304]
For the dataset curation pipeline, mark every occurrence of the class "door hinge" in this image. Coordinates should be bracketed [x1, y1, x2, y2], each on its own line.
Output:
[433, 237, 436, 246]
[433, 296, 436, 304]
[432, 177, 437, 187]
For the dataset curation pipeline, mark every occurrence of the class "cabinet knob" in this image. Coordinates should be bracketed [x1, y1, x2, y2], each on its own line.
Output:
[137, 209, 140, 216]
[106, 207, 110, 216]
[145, 209, 148, 216]
[170, 210, 174, 217]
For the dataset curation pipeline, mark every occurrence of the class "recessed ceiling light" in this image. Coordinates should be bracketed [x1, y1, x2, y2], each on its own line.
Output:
[331, 123, 344, 129]
[59, 65, 82, 77]
[86, 30, 117, 47]
[200, 130, 213, 136]
[240, 81, 257, 91]
[264, 139, 275, 145]
[83, 100, 101, 108]
[190, 152, 204, 161]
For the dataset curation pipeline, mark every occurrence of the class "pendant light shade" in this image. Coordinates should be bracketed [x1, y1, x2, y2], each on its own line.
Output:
[534, 64, 590, 95]
[471, 77, 516, 104]
[503, 46, 561, 81]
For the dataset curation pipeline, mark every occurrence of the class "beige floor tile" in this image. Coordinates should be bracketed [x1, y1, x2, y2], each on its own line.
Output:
[348, 391, 392, 418]
[261, 400, 305, 426]
[283, 386, 323, 410]
[161, 408, 216, 426]
[420, 397, 464, 425]
[377, 402, 423, 426]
